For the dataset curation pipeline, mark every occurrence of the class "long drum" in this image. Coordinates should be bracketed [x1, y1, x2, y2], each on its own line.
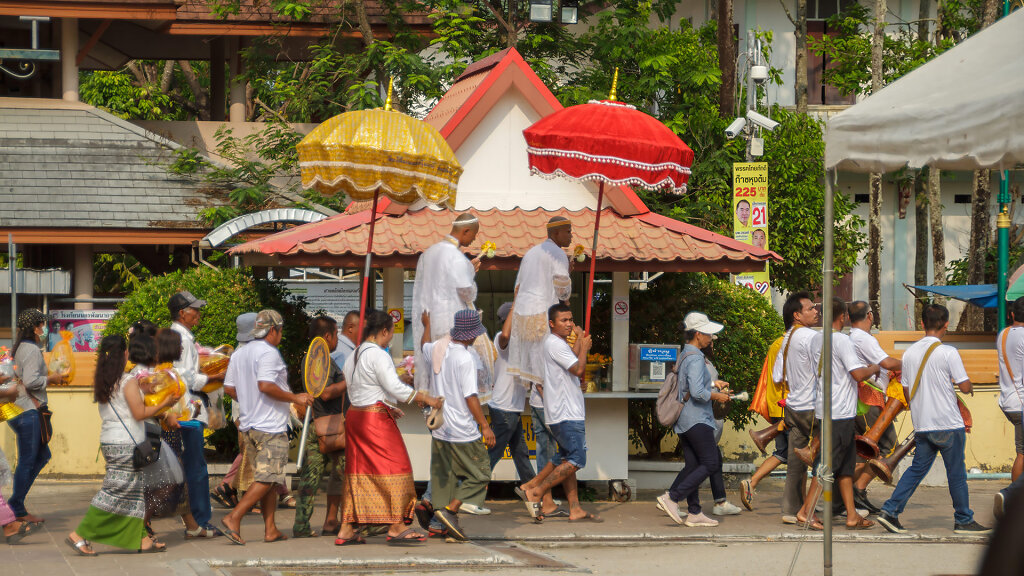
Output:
[749, 421, 785, 455]
[795, 435, 820, 467]
[867, 434, 916, 485]
[855, 396, 905, 460]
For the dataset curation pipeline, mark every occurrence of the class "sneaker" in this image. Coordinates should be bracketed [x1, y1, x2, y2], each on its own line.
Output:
[854, 488, 881, 515]
[435, 508, 467, 541]
[876, 512, 906, 534]
[655, 493, 684, 525]
[953, 520, 992, 535]
[740, 479, 754, 511]
[712, 501, 742, 516]
[460, 503, 491, 515]
[684, 512, 719, 527]
[994, 492, 1006, 521]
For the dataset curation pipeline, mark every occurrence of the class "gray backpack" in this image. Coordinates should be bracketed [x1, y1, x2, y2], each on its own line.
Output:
[656, 351, 700, 426]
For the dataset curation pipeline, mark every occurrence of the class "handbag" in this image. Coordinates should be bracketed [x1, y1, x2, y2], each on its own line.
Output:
[36, 403, 53, 446]
[314, 413, 346, 453]
[110, 403, 162, 469]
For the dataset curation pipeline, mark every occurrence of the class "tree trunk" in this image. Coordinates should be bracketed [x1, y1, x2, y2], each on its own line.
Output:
[914, 168, 930, 324]
[928, 168, 946, 305]
[961, 171, 992, 330]
[178, 60, 210, 121]
[917, 0, 931, 42]
[868, 173, 883, 326]
[717, 0, 736, 118]
[794, 0, 808, 114]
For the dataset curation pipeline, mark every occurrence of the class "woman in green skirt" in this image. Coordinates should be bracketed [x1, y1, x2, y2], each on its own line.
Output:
[65, 335, 180, 556]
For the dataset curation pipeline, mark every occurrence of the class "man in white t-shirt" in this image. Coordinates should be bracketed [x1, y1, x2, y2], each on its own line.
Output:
[795, 298, 879, 530]
[847, 300, 902, 514]
[221, 310, 313, 546]
[519, 303, 602, 523]
[487, 302, 536, 485]
[420, 309, 496, 542]
[994, 297, 1024, 518]
[876, 304, 990, 535]
[772, 291, 820, 523]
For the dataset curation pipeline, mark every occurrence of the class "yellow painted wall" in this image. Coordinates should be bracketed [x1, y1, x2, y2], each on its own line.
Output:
[0, 387, 105, 476]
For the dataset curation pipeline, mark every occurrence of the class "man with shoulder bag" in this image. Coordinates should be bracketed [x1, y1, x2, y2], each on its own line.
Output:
[292, 315, 348, 538]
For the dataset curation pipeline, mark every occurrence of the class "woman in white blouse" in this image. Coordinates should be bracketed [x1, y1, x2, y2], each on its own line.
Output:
[335, 310, 442, 546]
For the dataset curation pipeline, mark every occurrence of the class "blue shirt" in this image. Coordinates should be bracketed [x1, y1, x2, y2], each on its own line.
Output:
[674, 344, 716, 434]
[331, 335, 356, 372]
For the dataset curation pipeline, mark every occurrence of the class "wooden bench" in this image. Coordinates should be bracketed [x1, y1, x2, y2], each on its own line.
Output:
[875, 331, 998, 386]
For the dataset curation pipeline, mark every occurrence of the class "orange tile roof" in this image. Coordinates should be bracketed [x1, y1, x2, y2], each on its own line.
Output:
[230, 206, 780, 273]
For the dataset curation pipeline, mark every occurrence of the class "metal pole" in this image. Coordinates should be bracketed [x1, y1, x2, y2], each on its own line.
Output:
[745, 29, 754, 163]
[8, 235, 15, 343]
[584, 182, 604, 334]
[822, 168, 836, 576]
[998, 0, 1012, 329]
[356, 191, 381, 344]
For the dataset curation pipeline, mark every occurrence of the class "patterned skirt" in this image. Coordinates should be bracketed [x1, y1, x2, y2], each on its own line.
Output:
[76, 443, 146, 550]
[341, 404, 416, 525]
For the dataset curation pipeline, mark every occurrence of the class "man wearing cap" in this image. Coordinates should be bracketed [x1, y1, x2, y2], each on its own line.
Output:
[168, 291, 225, 534]
[412, 213, 483, 392]
[221, 310, 313, 545]
[419, 309, 496, 542]
[656, 312, 731, 527]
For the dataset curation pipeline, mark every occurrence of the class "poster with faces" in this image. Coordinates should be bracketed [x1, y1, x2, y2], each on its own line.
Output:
[732, 162, 771, 299]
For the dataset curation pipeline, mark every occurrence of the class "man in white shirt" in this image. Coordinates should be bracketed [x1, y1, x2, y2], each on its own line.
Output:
[795, 298, 879, 530]
[487, 302, 536, 485]
[772, 291, 820, 524]
[847, 300, 902, 514]
[508, 217, 573, 387]
[168, 290, 225, 534]
[221, 310, 313, 546]
[330, 311, 359, 372]
[994, 297, 1024, 518]
[520, 303, 602, 523]
[420, 310, 495, 542]
[412, 213, 482, 391]
[876, 304, 990, 535]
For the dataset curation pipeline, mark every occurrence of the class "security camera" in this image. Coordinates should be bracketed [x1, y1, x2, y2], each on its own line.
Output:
[747, 110, 779, 132]
[725, 117, 746, 139]
[751, 65, 769, 84]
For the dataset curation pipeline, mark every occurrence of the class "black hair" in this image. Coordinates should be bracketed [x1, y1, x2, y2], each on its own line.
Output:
[548, 302, 572, 322]
[128, 319, 158, 366]
[308, 315, 338, 340]
[922, 303, 949, 332]
[361, 309, 393, 341]
[1013, 297, 1024, 323]
[94, 335, 128, 404]
[782, 291, 813, 330]
[155, 328, 183, 364]
[848, 301, 870, 323]
[737, 200, 751, 207]
[832, 297, 848, 322]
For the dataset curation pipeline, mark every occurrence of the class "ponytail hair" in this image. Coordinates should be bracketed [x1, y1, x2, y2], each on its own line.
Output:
[361, 309, 393, 342]
[94, 335, 128, 404]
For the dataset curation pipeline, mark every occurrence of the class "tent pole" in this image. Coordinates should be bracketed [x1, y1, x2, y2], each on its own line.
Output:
[822, 168, 836, 576]
[584, 182, 605, 334]
[998, 171, 1010, 329]
[357, 190, 381, 344]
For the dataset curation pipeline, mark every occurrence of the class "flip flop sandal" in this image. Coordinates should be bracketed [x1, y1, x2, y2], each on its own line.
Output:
[544, 507, 571, 518]
[414, 502, 434, 530]
[321, 524, 340, 536]
[514, 487, 529, 503]
[278, 495, 297, 509]
[846, 518, 875, 530]
[568, 512, 605, 523]
[334, 535, 367, 546]
[138, 543, 167, 553]
[265, 534, 289, 543]
[184, 526, 218, 539]
[386, 528, 427, 546]
[798, 518, 824, 531]
[65, 536, 98, 557]
[524, 500, 542, 518]
[6, 522, 36, 544]
[220, 522, 245, 546]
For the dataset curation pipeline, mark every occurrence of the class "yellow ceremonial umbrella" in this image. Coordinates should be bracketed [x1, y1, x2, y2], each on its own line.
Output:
[296, 81, 463, 337]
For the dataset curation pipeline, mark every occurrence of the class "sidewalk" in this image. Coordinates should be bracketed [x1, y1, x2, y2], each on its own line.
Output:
[0, 477, 1001, 576]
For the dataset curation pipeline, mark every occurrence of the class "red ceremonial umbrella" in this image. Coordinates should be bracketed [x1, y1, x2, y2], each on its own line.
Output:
[523, 71, 695, 332]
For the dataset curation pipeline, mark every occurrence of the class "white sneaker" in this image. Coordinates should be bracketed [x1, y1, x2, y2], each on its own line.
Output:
[712, 501, 742, 516]
[460, 503, 491, 515]
[684, 512, 719, 527]
[656, 492, 684, 525]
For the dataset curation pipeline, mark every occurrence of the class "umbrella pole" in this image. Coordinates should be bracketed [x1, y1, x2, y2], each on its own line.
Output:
[584, 182, 605, 334]
[357, 190, 381, 344]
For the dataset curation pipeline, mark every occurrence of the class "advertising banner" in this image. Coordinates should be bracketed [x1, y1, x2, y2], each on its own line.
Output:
[733, 162, 771, 298]
[47, 310, 117, 353]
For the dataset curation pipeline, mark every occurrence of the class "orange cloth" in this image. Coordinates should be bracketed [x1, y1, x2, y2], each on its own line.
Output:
[749, 336, 785, 420]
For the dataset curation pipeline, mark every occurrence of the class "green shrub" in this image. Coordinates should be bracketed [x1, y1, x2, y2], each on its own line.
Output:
[594, 272, 783, 458]
[104, 266, 311, 459]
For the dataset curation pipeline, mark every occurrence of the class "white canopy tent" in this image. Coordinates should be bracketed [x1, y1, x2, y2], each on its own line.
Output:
[814, 9, 1024, 574]
[825, 8, 1024, 172]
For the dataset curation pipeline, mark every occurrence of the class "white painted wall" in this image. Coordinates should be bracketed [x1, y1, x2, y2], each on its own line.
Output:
[452, 90, 600, 211]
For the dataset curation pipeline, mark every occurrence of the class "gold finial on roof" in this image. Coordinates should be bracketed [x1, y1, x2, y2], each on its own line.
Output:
[608, 67, 619, 101]
[384, 77, 394, 111]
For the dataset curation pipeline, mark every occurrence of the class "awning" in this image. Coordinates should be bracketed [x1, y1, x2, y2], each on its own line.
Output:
[230, 205, 781, 273]
[907, 284, 997, 309]
[824, 9, 1024, 173]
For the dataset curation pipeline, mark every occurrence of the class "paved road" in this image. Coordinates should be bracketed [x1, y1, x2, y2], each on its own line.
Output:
[0, 477, 1002, 575]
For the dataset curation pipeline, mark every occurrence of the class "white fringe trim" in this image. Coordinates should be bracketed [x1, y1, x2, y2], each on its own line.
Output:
[526, 146, 691, 175]
[587, 99, 637, 110]
[528, 167, 688, 194]
[299, 160, 460, 187]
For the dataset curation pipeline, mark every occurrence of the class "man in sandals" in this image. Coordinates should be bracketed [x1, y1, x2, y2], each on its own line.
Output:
[794, 298, 879, 531]
[221, 310, 313, 545]
[877, 304, 990, 535]
[420, 310, 496, 542]
[520, 304, 602, 523]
